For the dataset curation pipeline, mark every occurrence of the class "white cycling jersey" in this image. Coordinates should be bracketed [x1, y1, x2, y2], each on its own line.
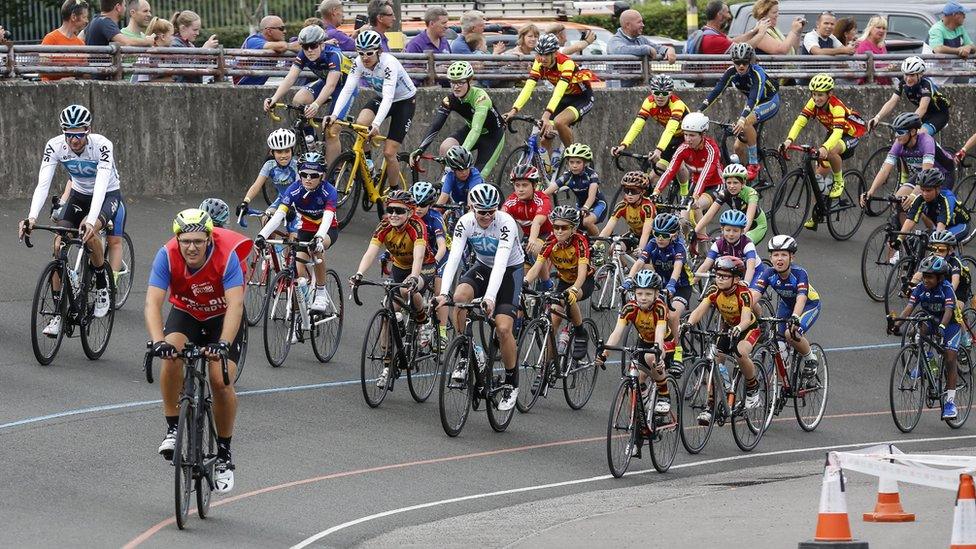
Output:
[440, 210, 525, 302]
[331, 52, 416, 127]
[29, 133, 121, 225]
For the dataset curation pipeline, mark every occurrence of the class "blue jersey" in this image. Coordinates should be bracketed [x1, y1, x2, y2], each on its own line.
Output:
[277, 181, 339, 231]
[639, 239, 690, 287]
[260, 158, 300, 202]
[701, 64, 778, 118]
[422, 208, 447, 257]
[292, 44, 351, 82]
[554, 166, 605, 207]
[751, 265, 821, 309]
[441, 167, 484, 205]
[908, 280, 957, 323]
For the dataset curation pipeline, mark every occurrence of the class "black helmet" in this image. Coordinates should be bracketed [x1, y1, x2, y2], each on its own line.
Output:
[891, 112, 922, 133]
[919, 255, 948, 275]
[916, 167, 944, 189]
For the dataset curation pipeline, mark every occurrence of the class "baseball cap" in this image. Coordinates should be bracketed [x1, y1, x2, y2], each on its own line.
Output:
[944, 1, 970, 15]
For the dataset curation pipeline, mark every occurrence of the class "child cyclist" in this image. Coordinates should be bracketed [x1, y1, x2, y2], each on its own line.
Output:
[237, 129, 300, 237]
[599, 171, 657, 253]
[543, 143, 607, 236]
[200, 198, 231, 229]
[750, 235, 823, 387]
[653, 112, 724, 231]
[435, 145, 484, 208]
[410, 181, 450, 346]
[912, 230, 973, 345]
[502, 164, 553, 261]
[868, 56, 951, 137]
[889, 255, 962, 420]
[695, 209, 759, 287]
[694, 163, 767, 246]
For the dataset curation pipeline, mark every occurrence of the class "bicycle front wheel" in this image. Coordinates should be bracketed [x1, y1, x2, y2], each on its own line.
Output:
[758, 148, 787, 214]
[262, 271, 295, 368]
[680, 359, 716, 454]
[407, 318, 439, 403]
[244, 249, 270, 327]
[438, 336, 473, 437]
[889, 344, 925, 433]
[486, 343, 516, 432]
[948, 346, 973, 429]
[884, 257, 916, 319]
[825, 169, 866, 241]
[590, 263, 620, 339]
[311, 269, 343, 363]
[793, 343, 829, 432]
[649, 376, 681, 473]
[861, 224, 895, 302]
[563, 319, 600, 410]
[769, 168, 811, 238]
[173, 404, 193, 530]
[495, 145, 530, 198]
[515, 318, 550, 413]
[361, 309, 395, 408]
[328, 150, 363, 230]
[31, 261, 67, 366]
[607, 378, 638, 478]
[956, 174, 976, 215]
[731, 364, 769, 452]
[195, 407, 216, 519]
[112, 232, 135, 309]
[81, 263, 116, 360]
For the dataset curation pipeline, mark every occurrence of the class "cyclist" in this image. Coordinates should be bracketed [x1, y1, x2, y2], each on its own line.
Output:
[237, 129, 300, 238]
[612, 74, 690, 193]
[910, 230, 973, 346]
[410, 61, 506, 179]
[435, 183, 526, 411]
[543, 143, 607, 236]
[200, 198, 230, 229]
[21, 104, 121, 336]
[254, 152, 338, 312]
[889, 255, 961, 419]
[411, 181, 450, 345]
[502, 164, 553, 260]
[781, 73, 866, 202]
[524, 206, 593, 359]
[502, 33, 600, 165]
[699, 43, 780, 181]
[695, 209, 759, 287]
[694, 163, 767, 245]
[868, 56, 951, 136]
[435, 145, 484, 208]
[898, 168, 970, 240]
[653, 112, 723, 228]
[750, 235, 823, 386]
[262, 25, 353, 162]
[324, 30, 417, 193]
[146, 208, 252, 494]
[683, 255, 763, 424]
[600, 171, 657, 253]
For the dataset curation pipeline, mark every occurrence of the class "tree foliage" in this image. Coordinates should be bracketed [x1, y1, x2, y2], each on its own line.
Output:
[2, 0, 62, 30]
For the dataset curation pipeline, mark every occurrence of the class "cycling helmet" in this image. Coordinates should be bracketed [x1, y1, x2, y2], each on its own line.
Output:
[634, 269, 664, 290]
[356, 30, 383, 51]
[298, 151, 326, 172]
[564, 143, 593, 161]
[510, 163, 540, 183]
[468, 183, 500, 209]
[919, 255, 948, 275]
[891, 112, 922, 133]
[719, 209, 748, 228]
[808, 73, 835, 93]
[653, 213, 680, 235]
[930, 230, 958, 247]
[172, 208, 214, 235]
[901, 56, 926, 75]
[722, 163, 748, 181]
[298, 25, 327, 45]
[681, 112, 709, 133]
[386, 189, 416, 207]
[767, 234, 798, 253]
[447, 60, 475, 81]
[199, 198, 230, 227]
[648, 74, 674, 95]
[535, 33, 560, 54]
[59, 104, 92, 130]
[714, 255, 745, 278]
[730, 42, 755, 63]
[620, 170, 648, 189]
[550, 205, 581, 227]
[267, 128, 296, 150]
[916, 167, 945, 189]
[410, 181, 438, 206]
[445, 145, 474, 171]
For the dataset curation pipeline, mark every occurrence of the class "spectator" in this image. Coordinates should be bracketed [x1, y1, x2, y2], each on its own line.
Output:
[802, 11, 855, 55]
[834, 17, 858, 47]
[451, 10, 482, 54]
[751, 0, 803, 55]
[697, 0, 769, 54]
[547, 23, 594, 55]
[0, 26, 6, 41]
[405, 6, 451, 53]
[171, 10, 219, 84]
[318, 0, 355, 51]
[121, 0, 153, 41]
[607, 9, 677, 63]
[41, 0, 90, 82]
[86, 0, 154, 46]
[144, 16, 174, 82]
[466, 32, 486, 53]
[367, 0, 394, 52]
[236, 15, 300, 86]
[856, 15, 891, 84]
[506, 23, 539, 56]
[929, 1, 975, 58]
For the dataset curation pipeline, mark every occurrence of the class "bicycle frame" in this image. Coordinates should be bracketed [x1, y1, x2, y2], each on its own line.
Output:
[890, 314, 952, 400]
[353, 279, 420, 374]
[689, 328, 744, 423]
[330, 119, 408, 204]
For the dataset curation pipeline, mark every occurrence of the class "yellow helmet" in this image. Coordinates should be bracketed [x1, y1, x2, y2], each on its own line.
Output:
[808, 73, 834, 93]
[172, 208, 214, 235]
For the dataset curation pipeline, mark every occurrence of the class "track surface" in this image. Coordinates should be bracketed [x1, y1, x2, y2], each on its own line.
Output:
[1, 195, 970, 548]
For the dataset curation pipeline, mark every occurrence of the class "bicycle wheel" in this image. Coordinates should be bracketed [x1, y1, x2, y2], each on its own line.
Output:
[262, 271, 295, 368]
[861, 224, 895, 302]
[407, 318, 439, 403]
[769, 168, 811, 238]
[563, 319, 600, 410]
[260, 176, 275, 207]
[649, 376, 681, 473]
[81, 262, 115, 360]
[590, 263, 620, 339]
[948, 346, 973, 429]
[515, 318, 550, 413]
[235, 319, 247, 383]
[244, 249, 270, 327]
[112, 232, 135, 309]
[731, 364, 769, 452]
[361, 309, 395, 408]
[487, 341, 516, 432]
[825, 169, 866, 241]
[679, 359, 716, 454]
[889, 344, 925, 433]
[956, 174, 976, 215]
[884, 257, 916, 319]
[438, 336, 473, 437]
[793, 343, 829, 432]
[495, 145, 530, 197]
[31, 261, 67, 366]
[862, 145, 895, 217]
[173, 404, 193, 530]
[753, 343, 780, 433]
[328, 150, 363, 230]
[606, 379, 638, 478]
[311, 269, 343, 363]
[963, 307, 976, 349]
[758, 148, 787, 214]
[195, 407, 216, 519]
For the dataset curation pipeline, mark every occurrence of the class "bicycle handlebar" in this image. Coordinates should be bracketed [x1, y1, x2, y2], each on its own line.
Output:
[237, 206, 266, 228]
[505, 114, 540, 134]
[144, 341, 230, 386]
[613, 150, 652, 173]
[267, 102, 321, 128]
[20, 224, 80, 249]
[350, 278, 416, 307]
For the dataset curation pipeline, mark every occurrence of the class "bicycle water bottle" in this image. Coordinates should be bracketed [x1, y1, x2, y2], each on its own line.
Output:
[927, 351, 939, 378]
[815, 173, 830, 194]
[296, 277, 312, 305]
[557, 325, 570, 354]
[67, 269, 81, 296]
[550, 146, 563, 168]
[719, 364, 732, 392]
[729, 154, 740, 164]
[777, 340, 790, 366]
[473, 344, 487, 369]
[395, 311, 406, 329]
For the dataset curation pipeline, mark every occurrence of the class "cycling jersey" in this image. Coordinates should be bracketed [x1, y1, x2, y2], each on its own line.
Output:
[706, 281, 757, 328]
[512, 52, 599, 115]
[701, 64, 779, 118]
[621, 93, 689, 152]
[655, 137, 724, 197]
[618, 299, 673, 345]
[787, 95, 866, 150]
[502, 191, 554, 238]
[639, 239, 691, 288]
[292, 44, 352, 81]
[895, 77, 950, 113]
[553, 166, 606, 208]
[332, 52, 416, 127]
[714, 185, 768, 234]
[260, 158, 300, 201]
[276, 180, 339, 231]
[707, 235, 758, 262]
[886, 133, 956, 185]
[751, 265, 821, 308]
[370, 215, 434, 269]
[440, 210, 526, 302]
[538, 232, 591, 284]
[441, 167, 484, 205]
[421, 208, 447, 261]
[31, 133, 121, 225]
[416, 87, 504, 153]
[610, 197, 656, 236]
[905, 190, 970, 229]
[909, 280, 959, 323]
[948, 253, 973, 301]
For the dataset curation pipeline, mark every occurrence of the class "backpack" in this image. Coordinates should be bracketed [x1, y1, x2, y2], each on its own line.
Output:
[684, 26, 722, 55]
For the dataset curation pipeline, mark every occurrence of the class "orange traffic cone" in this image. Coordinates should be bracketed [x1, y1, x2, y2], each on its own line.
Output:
[951, 474, 976, 549]
[863, 475, 915, 522]
[799, 464, 868, 548]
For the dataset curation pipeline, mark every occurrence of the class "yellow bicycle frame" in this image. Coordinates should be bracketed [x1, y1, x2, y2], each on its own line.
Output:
[331, 120, 407, 206]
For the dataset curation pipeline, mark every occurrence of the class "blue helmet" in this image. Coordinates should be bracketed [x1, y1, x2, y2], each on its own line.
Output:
[719, 209, 748, 228]
[468, 183, 500, 210]
[634, 269, 663, 290]
[919, 255, 948, 275]
[298, 152, 326, 172]
[199, 198, 230, 227]
[652, 213, 680, 235]
[410, 181, 438, 206]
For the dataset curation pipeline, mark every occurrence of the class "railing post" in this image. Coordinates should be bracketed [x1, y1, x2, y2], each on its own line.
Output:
[5, 44, 14, 78]
[640, 54, 650, 85]
[865, 51, 875, 84]
[425, 51, 437, 87]
[216, 46, 226, 82]
[111, 43, 123, 80]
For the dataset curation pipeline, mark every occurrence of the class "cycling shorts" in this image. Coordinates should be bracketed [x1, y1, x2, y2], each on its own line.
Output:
[449, 126, 506, 178]
[751, 93, 780, 124]
[587, 200, 608, 224]
[716, 326, 761, 355]
[555, 276, 595, 302]
[839, 135, 860, 160]
[928, 321, 962, 351]
[775, 300, 821, 336]
[391, 263, 436, 293]
[922, 110, 950, 136]
[552, 89, 594, 125]
[58, 189, 123, 233]
[458, 262, 524, 318]
[668, 284, 692, 307]
[163, 308, 245, 364]
[297, 227, 339, 247]
[365, 96, 416, 144]
[305, 77, 356, 120]
[636, 338, 676, 365]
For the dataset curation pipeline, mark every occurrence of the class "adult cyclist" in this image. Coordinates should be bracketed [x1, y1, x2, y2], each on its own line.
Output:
[868, 56, 951, 136]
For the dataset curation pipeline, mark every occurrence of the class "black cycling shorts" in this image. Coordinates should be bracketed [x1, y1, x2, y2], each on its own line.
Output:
[450, 125, 506, 173]
[669, 284, 692, 306]
[365, 96, 416, 144]
[163, 308, 245, 364]
[653, 138, 684, 175]
[58, 189, 123, 232]
[552, 89, 594, 125]
[458, 262, 524, 318]
[391, 263, 437, 293]
[297, 227, 339, 247]
[922, 109, 950, 135]
[555, 276, 595, 302]
[840, 135, 860, 160]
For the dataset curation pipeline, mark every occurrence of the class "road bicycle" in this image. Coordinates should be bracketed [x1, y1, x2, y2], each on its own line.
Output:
[887, 313, 973, 432]
[771, 144, 866, 240]
[495, 114, 564, 197]
[514, 288, 600, 412]
[23, 225, 116, 365]
[353, 278, 440, 408]
[590, 234, 639, 339]
[882, 230, 933, 318]
[602, 342, 680, 476]
[860, 195, 907, 301]
[261, 239, 342, 367]
[237, 207, 293, 327]
[712, 120, 787, 215]
[753, 317, 829, 432]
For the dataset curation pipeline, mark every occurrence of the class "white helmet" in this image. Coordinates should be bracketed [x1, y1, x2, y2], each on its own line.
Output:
[298, 25, 327, 45]
[901, 56, 926, 75]
[267, 128, 296, 150]
[767, 234, 798, 253]
[722, 163, 748, 180]
[681, 112, 709, 133]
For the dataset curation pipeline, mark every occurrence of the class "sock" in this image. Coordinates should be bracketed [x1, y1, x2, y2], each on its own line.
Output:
[94, 265, 108, 290]
[505, 368, 518, 388]
[217, 436, 232, 459]
[656, 379, 669, 397]
[948, 389, 957, 403]
[165, 415, 178, 430]
[315, 285, 325, 293]
[832, 171, 843, 184]
[439, 324, 447, 337]
[747, 145, 758, 165]
[803, 351, 815, 361]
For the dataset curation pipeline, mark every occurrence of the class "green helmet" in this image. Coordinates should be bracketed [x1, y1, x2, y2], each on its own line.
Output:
[564, 143, 593, 161]
[447, 60, 475, 81]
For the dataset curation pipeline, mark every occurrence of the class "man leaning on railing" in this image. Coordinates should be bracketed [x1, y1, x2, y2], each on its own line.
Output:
[607, 9, 676, 63]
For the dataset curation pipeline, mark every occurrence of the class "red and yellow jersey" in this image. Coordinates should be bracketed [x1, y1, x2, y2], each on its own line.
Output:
[529, 52, 597, 94]
[370, 215, 434, 269]
[787, 95, 866, 150]
[611, 197, 656, 236]
[617, 298, 674, 346]
[621, 93, 689, 150]
[706, 281, 756, 328]
[538, 232, 592, 283]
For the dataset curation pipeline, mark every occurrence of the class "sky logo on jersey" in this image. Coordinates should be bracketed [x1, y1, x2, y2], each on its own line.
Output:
[62, 159, 98, 178]
[468, 234, 499, 255]
[366, 76, 385, 93]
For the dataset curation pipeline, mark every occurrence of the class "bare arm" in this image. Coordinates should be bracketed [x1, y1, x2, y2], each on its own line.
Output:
[219, 286, 244, 343]
[145, 286, 168, 342]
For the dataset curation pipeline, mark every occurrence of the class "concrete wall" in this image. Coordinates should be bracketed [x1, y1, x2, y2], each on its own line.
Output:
[2, 80, 973, 200]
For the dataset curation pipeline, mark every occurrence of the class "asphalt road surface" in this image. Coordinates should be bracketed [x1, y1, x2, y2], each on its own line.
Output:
[1, 194, 972, 548]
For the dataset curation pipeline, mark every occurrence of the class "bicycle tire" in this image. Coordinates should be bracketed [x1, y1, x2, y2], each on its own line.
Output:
[438, 335, 473, 437]
[261, 175, 275, 207]
[861, 145, 896, 217]
[235, 318, 247, 383]
[80, 262, 115, 360]
[825, 169, 866, 241]
[262, 271, 295, 368]
[486, 338, 516, 432]
[195, 406, 216, 519]
[889, 344, 925, 433]
[590, 263, 620, 340]
[311, 269, 343, 363]
[30, 261, 67, 366]
[173, 404, 193, 530]
[758, 148, 787, 215]
[112, 232, 135, 309]
[515, 318, 550, 413]
[406, 316, 438, 404]
[244, 249, 270, 327]
[607, 379, 638, 478]
[948, 346, 973, 429]
[730, 364, 768, 452]
[649, 376, 681, 473]
[754, 343, 780, 433]
[769, 168, 811, 238]
[793, 342, 829, 432]
[861, 224, 894, 302]
[328, 150, 363, 230]
[883, 256, 916, 319]
[361, 308, 395, 408]
[495, 145, 531, 197]
[563, 319, 600, 410]
[679, 359, 716, 454]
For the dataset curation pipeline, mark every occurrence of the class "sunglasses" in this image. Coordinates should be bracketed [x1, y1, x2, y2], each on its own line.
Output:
[651, 91, 670, 98]
[475, 209, 496, 217]
[266, 26, 285, 31]
[623, 188, 642, 195]
[302, 42, 323, 51]
[63, 132, 88, 141]
[552, 224, 573, 231]
[895, 130, 910, 137]
[733, 60, 750, 67]
[386, 206, 410, 215]
[715, 273, 733, 280]
[930, 245, 951, 253]
[357, 50, 378, 57]
[654, 231, 674, 238]
[299, 172, 322, 179]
